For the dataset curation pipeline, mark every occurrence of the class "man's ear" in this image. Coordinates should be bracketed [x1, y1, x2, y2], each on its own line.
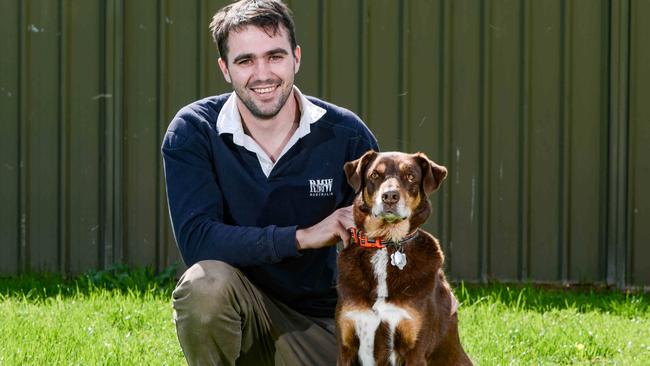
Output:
[217, 58, 231, 83]
[344, 150, 378, 193]
[414, 152, 447, 194]
[293, 45, 301, 74]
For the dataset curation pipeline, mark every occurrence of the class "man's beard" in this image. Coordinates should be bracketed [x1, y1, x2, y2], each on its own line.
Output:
[235, 81, 293, 120]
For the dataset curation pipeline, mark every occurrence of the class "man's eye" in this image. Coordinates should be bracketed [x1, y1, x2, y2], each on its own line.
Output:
[270, 55, 284, 61]
[237, 59, 252, 65]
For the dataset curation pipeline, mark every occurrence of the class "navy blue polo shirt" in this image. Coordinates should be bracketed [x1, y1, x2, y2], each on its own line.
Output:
[162, 92, 378, 317]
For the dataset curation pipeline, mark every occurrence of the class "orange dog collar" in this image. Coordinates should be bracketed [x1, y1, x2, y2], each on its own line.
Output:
[348, 227, 419, 249]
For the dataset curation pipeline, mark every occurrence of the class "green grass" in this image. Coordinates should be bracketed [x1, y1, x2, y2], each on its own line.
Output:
[0, 265, 184, 365]
[456, 283, 650, 365]
[1, 267, 649, 365]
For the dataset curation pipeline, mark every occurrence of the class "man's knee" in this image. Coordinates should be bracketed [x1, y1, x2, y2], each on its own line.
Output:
[173, 260, 242, 321]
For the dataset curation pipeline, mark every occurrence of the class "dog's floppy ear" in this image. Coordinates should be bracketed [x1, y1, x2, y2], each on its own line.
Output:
[415, 152, 447, 194]
[344, 150, 378, 193]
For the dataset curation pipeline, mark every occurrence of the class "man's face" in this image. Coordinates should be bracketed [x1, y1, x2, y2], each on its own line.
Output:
[218, 25, 301, 120]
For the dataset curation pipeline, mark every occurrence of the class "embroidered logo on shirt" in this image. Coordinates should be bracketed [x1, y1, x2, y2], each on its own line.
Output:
[309, 179, 334, 197]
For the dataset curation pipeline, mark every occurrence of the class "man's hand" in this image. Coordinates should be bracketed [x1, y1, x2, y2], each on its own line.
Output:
[296, 205, 355, 251]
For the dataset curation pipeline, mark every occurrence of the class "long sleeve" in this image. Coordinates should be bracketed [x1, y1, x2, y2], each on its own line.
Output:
[162, 115, 298, 268]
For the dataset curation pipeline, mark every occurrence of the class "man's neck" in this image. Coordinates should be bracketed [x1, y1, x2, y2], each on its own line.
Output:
[237, 91, 300, 163]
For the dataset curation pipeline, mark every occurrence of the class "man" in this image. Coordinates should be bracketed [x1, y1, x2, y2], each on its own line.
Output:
[161, 0, 377, 364]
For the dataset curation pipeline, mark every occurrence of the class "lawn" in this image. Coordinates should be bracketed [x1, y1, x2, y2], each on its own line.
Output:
[1, 266, 649, 365]
[456, 284, 650, 365]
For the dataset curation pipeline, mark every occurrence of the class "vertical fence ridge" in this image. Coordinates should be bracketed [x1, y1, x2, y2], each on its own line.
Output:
[317, 0, 326, 99]
[628, 0, 650, 285]
[18, 0, 29, 274]
[0, 0, 21, 273]
[155, 0, 165, 273]
[436, 0, 446, 244]
[113, 0, 124, 265]
[99, 0, 109, 270]
[607, 0, 631, 288]
[598, 0, 610, 283]
[517, 0, 530, 281]
[102, 0, 116, 269]
[58, 0, 69, 275]
[558, 0, 571, 283]
[198, 0, 206, 97]
[398, 0, 407, 151]
[617, 0, 635, 288]
[441, 0, 453, 272]
[478, 0, 489, 283]
[357, 0, 367, 121]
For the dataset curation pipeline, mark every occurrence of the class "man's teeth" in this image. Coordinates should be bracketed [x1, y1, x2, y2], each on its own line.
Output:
[253, 86, 276, 94]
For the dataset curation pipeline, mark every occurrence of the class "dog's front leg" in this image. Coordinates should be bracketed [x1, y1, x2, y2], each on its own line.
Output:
[393, 321, 428, 366]
[337, 343, 359, 366]
[337, 312, 360, 366]
[338, 306, 383, 366]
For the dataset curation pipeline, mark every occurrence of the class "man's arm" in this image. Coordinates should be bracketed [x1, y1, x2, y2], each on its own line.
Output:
[162, 115, 298, 268]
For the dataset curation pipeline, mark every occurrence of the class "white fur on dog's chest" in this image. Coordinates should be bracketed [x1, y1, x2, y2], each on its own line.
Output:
[343, 249, 412, 366]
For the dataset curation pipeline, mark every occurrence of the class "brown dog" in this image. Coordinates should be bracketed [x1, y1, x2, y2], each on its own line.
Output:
[336, 151, 472, 366]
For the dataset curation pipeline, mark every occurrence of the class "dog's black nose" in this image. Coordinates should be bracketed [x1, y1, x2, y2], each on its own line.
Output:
[382, 190, 400, 204]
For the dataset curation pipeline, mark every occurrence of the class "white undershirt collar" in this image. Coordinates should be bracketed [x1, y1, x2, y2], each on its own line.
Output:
[216, 86, 326, 177]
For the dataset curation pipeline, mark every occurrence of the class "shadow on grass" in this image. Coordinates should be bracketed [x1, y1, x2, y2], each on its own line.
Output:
[454, 282, 650, 318]
[0, 263, 178, 300]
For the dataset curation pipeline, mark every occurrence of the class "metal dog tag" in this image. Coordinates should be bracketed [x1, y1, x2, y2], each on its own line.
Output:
[390, 251, 407, 270]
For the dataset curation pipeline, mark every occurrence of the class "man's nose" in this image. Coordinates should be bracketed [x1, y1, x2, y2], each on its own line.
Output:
[253, 60, 273, 79]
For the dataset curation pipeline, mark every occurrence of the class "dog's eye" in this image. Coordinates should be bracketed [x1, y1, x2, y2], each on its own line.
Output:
[406, 173, 415, 182]
[370, 171, 379, 180]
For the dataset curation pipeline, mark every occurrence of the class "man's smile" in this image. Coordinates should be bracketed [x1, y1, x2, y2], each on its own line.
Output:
[251, 85, 278, 95]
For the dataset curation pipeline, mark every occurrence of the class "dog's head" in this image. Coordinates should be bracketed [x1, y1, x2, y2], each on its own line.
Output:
[344, 151, 447, 238]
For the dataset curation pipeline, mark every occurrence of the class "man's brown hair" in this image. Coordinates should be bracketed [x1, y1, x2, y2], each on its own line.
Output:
[210, 0, 297, 63]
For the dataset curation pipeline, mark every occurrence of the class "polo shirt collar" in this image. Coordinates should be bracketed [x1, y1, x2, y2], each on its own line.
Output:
[216, 86, 326, 177]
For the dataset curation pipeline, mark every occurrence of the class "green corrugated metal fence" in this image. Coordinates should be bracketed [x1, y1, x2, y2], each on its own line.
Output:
[1, 0, 648, 288]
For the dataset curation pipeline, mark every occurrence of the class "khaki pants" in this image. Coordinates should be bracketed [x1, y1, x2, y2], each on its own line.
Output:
[172, 260, 337, 366]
